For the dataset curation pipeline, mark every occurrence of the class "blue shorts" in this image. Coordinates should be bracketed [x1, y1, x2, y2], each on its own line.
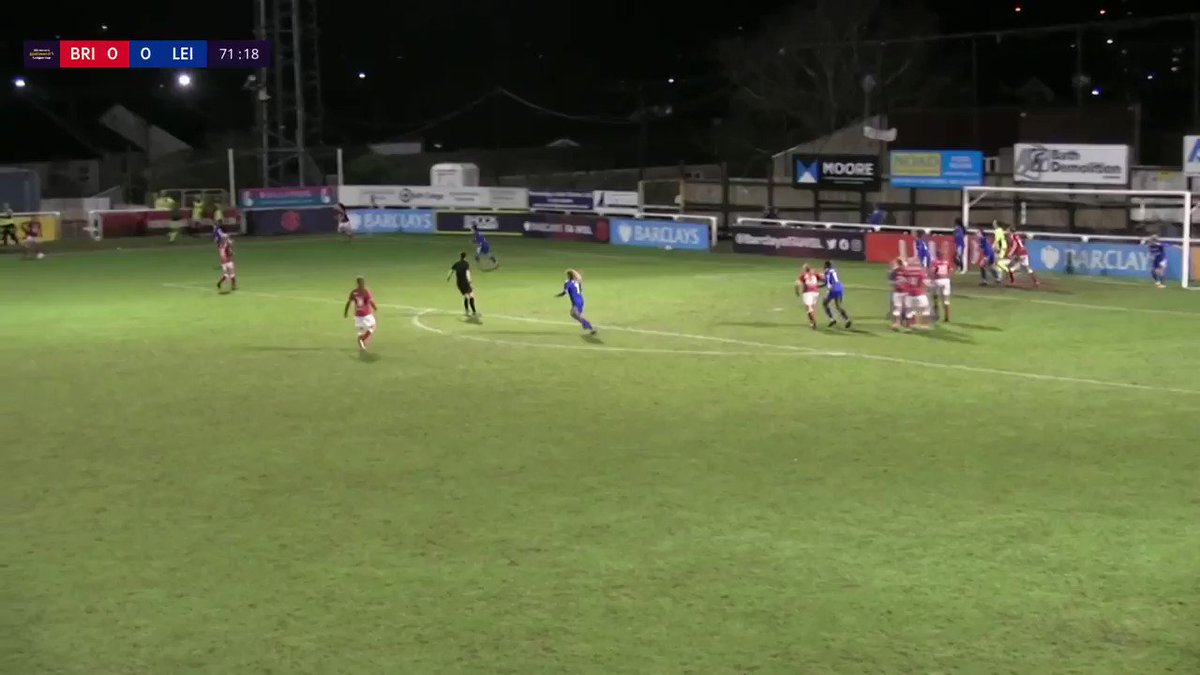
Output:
[476, 243, 491, 255]
[572, 303, 584, 314]
[955, 241, 965, 254]
[982, 252, 995, 265]
[826, 289, 844, 301]
[1154, 255, 1167, 270]
[918, 254, 931, 267]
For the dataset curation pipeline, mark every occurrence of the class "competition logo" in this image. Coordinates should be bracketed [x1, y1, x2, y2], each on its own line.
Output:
[1040, 245, 1060, 269]
[617, 223, 633, 242]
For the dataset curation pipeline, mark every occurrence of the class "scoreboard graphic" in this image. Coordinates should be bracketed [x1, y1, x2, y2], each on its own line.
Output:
[23, 40, 272, 68]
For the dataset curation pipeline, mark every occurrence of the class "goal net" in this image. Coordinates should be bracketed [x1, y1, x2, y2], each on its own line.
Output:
[963, 186, 1196, 289]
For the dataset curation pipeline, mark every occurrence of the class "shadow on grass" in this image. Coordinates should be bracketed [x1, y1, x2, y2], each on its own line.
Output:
[356, 351, 381, 363]
[910, 327, 975, 344]
[948, 321, 1003, 331]
[581, 333, 604, 345]
[463, 315, 483, 325]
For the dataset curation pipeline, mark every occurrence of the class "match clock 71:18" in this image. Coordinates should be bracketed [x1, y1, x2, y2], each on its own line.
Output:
[209, 40, 272, 68]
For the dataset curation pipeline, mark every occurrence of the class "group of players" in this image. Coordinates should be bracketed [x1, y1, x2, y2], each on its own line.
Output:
[793, 221, 1048, 332]
[217, 211, 1173, 350]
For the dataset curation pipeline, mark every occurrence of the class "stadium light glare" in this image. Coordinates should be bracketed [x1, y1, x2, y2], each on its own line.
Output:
[13, 77, 26, 89]
[176, 72, 192, 88]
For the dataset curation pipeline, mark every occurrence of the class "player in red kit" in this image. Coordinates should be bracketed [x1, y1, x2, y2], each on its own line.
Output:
[903, 258, 931, 329]
[335, 202, 354, 241]
[344, 276, 378, 351]
[216, 237, 237, 291]
[889, 257, 907, 330]
[930, 254, 953, 322]
[1006, 231, 1039, 286]
[22, 218, 44, 259]
[794, 265, 822, 330]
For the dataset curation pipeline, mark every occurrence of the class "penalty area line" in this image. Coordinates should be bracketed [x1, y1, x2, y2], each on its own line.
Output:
[161, 282, 1199, 395]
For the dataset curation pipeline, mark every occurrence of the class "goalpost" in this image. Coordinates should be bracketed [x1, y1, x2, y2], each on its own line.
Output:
[962, 185, 1195, 289]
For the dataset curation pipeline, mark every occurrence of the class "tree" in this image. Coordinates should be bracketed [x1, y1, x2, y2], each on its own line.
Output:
[714, 0, 952, 163]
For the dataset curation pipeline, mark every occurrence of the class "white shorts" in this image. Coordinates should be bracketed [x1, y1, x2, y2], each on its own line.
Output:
[354, 314, 377, 332]
[801, 291, 819, 309]
[24, 236, 41, 245]
[934, 278, 951, 297]
[905, 295, 930, 311]
[221, 262, 235, 275]
[338, 222, 354, 234]
[891, 292, 906, 310]
[1011, 255, 1030, 272]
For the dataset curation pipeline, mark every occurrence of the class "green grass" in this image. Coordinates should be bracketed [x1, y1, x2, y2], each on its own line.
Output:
[3, 234, 1200, 674]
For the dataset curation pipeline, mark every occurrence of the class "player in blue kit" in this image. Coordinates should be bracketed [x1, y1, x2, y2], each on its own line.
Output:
[977, 228, 998, 285]
[1143, 235, 1169, 288]
[953, 218, 967, 271]
[915, 232, 932, 268]
[821, 261, 852, 328]
[472, 225, 499, 270]
[555, 269, 596, 334]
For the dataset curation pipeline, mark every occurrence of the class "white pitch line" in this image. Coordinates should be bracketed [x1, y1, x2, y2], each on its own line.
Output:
[409, 310, 832, 358]
[162, 282, 1199, 395]
[164, 282, 831, 355]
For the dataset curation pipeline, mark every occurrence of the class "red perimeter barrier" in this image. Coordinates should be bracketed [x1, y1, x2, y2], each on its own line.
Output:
[865, 232, 957, 263]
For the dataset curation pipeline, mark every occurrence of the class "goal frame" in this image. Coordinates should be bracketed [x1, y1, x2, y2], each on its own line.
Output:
[962, 185, 1195, 289]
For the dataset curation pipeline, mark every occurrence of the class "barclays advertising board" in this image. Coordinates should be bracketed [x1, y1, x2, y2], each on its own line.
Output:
[1026, 239, 1183, 281]
[347, 209, 435, 234]
[610, 218, 711, 251]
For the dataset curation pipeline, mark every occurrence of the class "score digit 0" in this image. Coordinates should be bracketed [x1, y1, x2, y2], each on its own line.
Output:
[108, 47, 119, 60]
[140, 47, 151, 60]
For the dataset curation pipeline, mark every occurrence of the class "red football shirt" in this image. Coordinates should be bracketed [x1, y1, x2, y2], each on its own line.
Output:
[219, 241, 234, 263]
[799, 272, 821, 293]
[349, 288, 374, 317]
[932, 259, 951, 279]
[1010, 233, 1027, 256]
[904, 265, 928, 295]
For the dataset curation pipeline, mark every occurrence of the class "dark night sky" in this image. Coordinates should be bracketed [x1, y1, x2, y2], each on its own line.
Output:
[0, 0, 1197, 160]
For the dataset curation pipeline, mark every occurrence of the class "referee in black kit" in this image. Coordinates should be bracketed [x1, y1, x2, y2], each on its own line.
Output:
[447, 252, 479, 317]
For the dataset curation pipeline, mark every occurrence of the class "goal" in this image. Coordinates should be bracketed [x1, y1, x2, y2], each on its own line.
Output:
[962, 186, 1196, 289]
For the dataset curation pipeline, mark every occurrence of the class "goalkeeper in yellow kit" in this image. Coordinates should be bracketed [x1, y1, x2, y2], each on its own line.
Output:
[992, 220, 1010, 283]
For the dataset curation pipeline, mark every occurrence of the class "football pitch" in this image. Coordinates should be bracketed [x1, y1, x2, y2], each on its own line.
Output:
[3, 234, 1200, 674]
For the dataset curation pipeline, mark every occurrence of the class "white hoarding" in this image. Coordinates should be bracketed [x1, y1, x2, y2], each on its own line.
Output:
[1184, 135, 1200, 176]
[337, 185, 528, 210]
[1013, 143, 1130, 185]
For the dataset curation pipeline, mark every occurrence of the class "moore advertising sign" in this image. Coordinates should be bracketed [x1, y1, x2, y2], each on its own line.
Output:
[1013, 143, 1130, 185]
[610, 218, 711, 251]
[792, 154, 880, 190]
[1026, 239, 1183, 280]
[347, 209, 435, 235]
[889, 150, 984, 189]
